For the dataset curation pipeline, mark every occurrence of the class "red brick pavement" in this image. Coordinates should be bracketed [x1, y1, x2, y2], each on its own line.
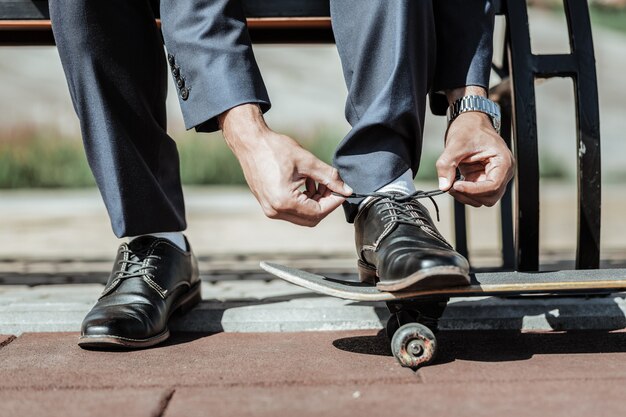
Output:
[1, 331, 625, 416]
[165, 382, 626, 417]
[1, 389, 172, 417]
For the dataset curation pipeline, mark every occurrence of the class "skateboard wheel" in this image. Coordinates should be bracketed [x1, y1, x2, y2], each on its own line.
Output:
[390, 323, 437, 369]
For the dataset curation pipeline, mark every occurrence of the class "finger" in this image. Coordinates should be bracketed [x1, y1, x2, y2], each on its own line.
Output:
[296, 192, 344, 217]
[305, 178, 316, 198]
[450, 187, 500, 207]
[453, 180, 498, 196]
[449, 189, 483, 208]
[264, 195, 319, 227]
[302, 158, 353, 197]
[286, 193, 345, 225]
[294, 192, 344, 215]
[436, 151, 461, 192]
[453, 171, 508, 200]
[315, 193, 346, 216]
[313, 184, 328, 201]
[274, 212, 318, 228]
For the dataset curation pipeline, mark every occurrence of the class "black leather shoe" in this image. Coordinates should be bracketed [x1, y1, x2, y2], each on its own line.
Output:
[78, 236, 201, 349]
[355, 193, 470, 292]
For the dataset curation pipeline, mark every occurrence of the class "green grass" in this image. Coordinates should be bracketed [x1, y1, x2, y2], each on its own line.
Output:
[539, 152, 572, 180]
[533, 2, 626, 34]
[178, 129, 343, 185]
[0, 135, 95, 188]
[0, 130, 574, 189]
[177, 133, 246, 185]
[0, 130, 347, 189]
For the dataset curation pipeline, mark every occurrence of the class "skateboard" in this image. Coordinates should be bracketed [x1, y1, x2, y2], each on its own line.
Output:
[260, 261, 626, 369]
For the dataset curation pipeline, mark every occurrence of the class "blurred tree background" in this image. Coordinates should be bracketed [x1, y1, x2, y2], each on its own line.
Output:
[531, 0, 626, 33]
[0, 0, 623, 189]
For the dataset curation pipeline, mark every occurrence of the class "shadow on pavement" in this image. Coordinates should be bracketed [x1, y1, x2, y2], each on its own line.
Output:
[332, 329, 626, 366]
[162, 332, 216, 347]
[332, 330, 392, 357]
[78, 332, 216, 352]
[434, 330, 626, 365]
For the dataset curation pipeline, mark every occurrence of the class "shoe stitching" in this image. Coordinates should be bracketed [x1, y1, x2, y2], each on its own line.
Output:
[100, 244, 130, 297]
[100, 239, 177, 299]
[379, 198, 446, 246]
[404, 200, 453, 249]
[142, 276, 167, 299]
[371, 201, 397, 250]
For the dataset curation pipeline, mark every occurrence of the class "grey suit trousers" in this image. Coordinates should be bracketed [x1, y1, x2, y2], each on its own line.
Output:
[50, 0, 494, 237]
[331, 0, 495, 220]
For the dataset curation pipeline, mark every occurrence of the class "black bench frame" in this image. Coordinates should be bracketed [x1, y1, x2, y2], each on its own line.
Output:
[0, 0, 602, 274]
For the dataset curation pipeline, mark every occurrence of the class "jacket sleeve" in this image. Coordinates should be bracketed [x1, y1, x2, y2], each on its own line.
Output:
[430, 0, 495, 113]
[159, 0, 270, 132]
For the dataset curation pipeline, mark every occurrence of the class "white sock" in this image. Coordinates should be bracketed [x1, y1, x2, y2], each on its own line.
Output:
[358, 169, 416, 211]
[128, 232, 187, 251]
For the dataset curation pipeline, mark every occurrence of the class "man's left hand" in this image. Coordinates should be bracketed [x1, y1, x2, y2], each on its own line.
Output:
[436, 111, 515, 207]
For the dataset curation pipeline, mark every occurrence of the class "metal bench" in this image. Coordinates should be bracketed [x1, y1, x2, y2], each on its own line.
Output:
[0, 0, 602, 274]
[0, 0, 334, 44]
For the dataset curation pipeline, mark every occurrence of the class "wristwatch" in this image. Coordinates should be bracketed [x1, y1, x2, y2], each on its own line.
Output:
[446, 95, 501, 134]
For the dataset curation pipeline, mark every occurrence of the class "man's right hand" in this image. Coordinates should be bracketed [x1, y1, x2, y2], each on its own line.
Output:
[219, 104, 353, 227]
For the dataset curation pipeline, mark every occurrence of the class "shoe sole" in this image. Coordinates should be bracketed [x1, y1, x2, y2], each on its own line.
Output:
[359, 262, 470, 292]
[78, 281, 202, 350]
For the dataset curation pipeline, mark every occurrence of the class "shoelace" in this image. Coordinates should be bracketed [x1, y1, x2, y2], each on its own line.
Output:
[335, 187, 452, 248]
[334, 187, 446, 222]
[115, 249, 161, 280]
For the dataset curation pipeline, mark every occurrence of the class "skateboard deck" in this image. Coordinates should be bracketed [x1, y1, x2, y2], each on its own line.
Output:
[260, 262, 626, 302]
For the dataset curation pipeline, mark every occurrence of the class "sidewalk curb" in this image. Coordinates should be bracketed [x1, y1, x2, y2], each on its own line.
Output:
[1, 283, 624, 334]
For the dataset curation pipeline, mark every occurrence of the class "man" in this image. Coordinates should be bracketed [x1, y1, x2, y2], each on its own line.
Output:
[50, 0, 512, 349]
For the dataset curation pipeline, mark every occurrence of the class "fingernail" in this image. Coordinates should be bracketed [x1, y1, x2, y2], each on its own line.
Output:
[343, 184, 354, 195]
[438, 177, 449, 190]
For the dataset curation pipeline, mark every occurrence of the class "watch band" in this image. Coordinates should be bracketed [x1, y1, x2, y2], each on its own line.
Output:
[446, 95, 502, 134]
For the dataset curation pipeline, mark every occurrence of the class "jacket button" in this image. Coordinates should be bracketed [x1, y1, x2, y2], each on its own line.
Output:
[180, 87, 189, 101]
[176, 78, 185, 89]
[167, 54, 175, 65]
[172, 67, 180, 78]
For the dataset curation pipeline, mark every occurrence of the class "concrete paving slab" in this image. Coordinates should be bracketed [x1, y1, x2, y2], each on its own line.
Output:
[0, 284, 102, 303]
[0, 331, 415, 391]
[170, 298, 386, 333]
[165, 380, 626, 417]
[202, 280, 311, 300]
[21, 284, 105, 295]
[2, 282, 626, 334]
[0, 285, 29, 293]
[0, 302, 92, 313]
[0, 389, 173, 417]
[443, 294, 626, 331]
